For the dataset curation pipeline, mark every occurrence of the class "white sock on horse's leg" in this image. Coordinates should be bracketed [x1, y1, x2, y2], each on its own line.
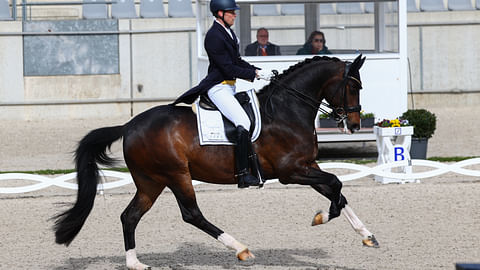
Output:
[342, 205, 372, 238]
[217, 233, 248, 255]
[126, 249, 150, 270]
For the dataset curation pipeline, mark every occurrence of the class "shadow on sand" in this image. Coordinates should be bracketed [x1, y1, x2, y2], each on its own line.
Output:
[53, 242, 361, 270]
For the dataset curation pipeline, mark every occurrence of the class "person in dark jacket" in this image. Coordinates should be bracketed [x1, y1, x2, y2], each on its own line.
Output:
[172, 0, 272, 188]
[244, 28, 281, 56]
[296, 31, 332, 55]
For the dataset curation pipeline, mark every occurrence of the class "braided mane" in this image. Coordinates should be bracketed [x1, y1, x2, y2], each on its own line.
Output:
[257, 55, 342, 95]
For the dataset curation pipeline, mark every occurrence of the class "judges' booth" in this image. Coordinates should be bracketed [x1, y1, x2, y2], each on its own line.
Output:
[196, 0, 408, 142]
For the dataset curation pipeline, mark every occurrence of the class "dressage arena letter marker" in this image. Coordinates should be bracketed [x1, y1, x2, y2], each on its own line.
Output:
[373, 126, 415, 184]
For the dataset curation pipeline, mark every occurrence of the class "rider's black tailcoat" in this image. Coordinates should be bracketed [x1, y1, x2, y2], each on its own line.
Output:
[172, 21, 257, 105]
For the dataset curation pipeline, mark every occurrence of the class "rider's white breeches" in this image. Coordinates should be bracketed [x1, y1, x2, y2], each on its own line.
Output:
[208, 83, 251, 130]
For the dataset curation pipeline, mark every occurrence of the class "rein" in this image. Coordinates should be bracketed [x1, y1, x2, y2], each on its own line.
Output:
[266, 65, 362, 123]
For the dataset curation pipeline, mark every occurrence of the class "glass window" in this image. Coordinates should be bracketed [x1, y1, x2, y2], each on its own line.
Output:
[197, 0, 399, 56]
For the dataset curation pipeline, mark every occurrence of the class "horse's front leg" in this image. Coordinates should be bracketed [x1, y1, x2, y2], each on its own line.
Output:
[285, 164, 345, 220]
[285, 164, 379, 248]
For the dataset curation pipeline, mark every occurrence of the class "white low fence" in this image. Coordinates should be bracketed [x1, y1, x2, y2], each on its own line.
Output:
[1, 158, 479, 194]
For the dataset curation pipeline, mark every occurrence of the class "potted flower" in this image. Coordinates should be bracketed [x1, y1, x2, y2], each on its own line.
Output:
[360, 111, 375, 128]
[317, 113, 338, 128]
[376, 118, 410, 128]
[400, 109, 437, 159]
[374, 118, 412, 136]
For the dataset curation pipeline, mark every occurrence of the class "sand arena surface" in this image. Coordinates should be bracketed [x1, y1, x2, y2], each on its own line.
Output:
[1, 178, 479, 269]
[0, 106, 479, 269]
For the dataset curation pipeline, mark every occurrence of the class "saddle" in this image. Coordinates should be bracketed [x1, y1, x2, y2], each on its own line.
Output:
[199, 92, 256, 142]
[194, 89, 262, 146]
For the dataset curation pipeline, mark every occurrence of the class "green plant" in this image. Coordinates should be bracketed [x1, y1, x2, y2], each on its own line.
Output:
[318, 113, 332, 119]
[360, 111, 374, 119]
[320, 111, 374, 120]
[401, 109, 437, 139]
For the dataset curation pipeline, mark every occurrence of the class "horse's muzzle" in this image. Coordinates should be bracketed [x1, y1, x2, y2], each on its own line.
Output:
[349, 123, 360, 133]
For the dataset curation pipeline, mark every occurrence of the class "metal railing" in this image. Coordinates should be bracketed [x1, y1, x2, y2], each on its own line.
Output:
[21, 0, 116, 21]
[0, 26, 196, 109]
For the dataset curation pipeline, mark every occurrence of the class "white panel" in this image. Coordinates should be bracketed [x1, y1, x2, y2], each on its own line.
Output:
[236, 55, 407, 121]
[0, 22, 24, 102]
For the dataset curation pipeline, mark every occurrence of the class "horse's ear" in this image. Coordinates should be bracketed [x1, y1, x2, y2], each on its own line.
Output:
[347, 54, 362, 76]
[349, 54, 366, 75]
[358, 56, 366, 70]
[354, 54, 362, 63]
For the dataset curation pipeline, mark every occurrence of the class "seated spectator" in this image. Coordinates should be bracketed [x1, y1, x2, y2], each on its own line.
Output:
[296, 31, 331, 55]
[245, 28, 281, 56]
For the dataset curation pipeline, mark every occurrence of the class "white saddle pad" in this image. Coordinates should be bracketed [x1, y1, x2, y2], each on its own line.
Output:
[195, 89, 262, 145]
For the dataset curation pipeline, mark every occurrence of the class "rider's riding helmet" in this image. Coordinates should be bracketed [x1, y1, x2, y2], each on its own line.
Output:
[210, 0, 240, 16]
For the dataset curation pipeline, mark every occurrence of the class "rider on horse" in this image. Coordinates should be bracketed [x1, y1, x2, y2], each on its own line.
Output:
[172, 0, 271, 188]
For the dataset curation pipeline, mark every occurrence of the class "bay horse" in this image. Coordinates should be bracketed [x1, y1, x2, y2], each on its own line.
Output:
[54, 55, 378, 270]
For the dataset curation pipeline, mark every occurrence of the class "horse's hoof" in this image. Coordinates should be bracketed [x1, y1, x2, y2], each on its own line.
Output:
[237, 248, 255, 261]
[311, 210, 324, 226]
[127, 263, 151, 270]
[362, 235, 380, 248]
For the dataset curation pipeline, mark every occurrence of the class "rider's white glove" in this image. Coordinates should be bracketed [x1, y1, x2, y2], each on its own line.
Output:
[256, 69, 273, 81]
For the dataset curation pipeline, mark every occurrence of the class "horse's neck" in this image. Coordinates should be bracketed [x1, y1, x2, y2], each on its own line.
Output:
[258, 80, 321, 131]
[261, 65, 339, 127]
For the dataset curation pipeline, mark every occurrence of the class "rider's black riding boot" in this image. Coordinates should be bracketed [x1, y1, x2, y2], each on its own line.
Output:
[235, 126, 260, 188]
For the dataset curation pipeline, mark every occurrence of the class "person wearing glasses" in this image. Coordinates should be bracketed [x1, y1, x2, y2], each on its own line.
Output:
[172, 0, 272, 188]
[296, 31, 332, 55]
[245, 28, 281, 56]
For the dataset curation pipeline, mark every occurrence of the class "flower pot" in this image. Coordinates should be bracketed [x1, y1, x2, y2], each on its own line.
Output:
[360, 117, 374, 128]
[373, 126, 414, 136]
[410, 137, 428, 159]
[319, 118, 338, 128]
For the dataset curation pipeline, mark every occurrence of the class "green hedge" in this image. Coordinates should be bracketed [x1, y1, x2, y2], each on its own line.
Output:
[401, 109, 437, 139]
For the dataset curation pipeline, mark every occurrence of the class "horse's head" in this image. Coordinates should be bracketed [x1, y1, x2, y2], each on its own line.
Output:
[258, 55, 366, 134]
[322, 55, 366, 133]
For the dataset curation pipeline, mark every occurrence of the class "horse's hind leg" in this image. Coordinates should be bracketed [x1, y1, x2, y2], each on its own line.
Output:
[121, 174, 165, 270]
[170, 174, 255, 260]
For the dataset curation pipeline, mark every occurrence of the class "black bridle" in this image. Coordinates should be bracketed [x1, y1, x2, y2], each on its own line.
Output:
[328, 63, 363, 122]
[267, 63, 362, 123]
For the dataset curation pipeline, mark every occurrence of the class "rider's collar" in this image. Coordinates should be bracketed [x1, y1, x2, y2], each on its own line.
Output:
[215, 19, 233, 39]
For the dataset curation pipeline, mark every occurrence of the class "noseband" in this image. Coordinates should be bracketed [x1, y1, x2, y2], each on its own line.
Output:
[268, 63, 362, 123]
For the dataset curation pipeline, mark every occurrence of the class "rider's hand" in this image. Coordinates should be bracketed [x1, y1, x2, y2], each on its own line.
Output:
[256, 69, 273, 81]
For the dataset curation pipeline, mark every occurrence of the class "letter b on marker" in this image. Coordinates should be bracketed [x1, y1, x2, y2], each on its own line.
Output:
[394, 147, 405, 161]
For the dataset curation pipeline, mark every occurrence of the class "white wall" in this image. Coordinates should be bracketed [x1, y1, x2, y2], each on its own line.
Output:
[0, 21, 24, 103]
[407, 10, 480, 92]
[0, 18, 196, 120]
[0, 10, 479, 120]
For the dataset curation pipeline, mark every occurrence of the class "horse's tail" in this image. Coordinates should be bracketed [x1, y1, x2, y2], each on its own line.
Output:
[54, 125, 124, 246]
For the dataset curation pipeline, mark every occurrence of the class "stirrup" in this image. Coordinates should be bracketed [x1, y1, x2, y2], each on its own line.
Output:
[236, 171, 260, 189]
